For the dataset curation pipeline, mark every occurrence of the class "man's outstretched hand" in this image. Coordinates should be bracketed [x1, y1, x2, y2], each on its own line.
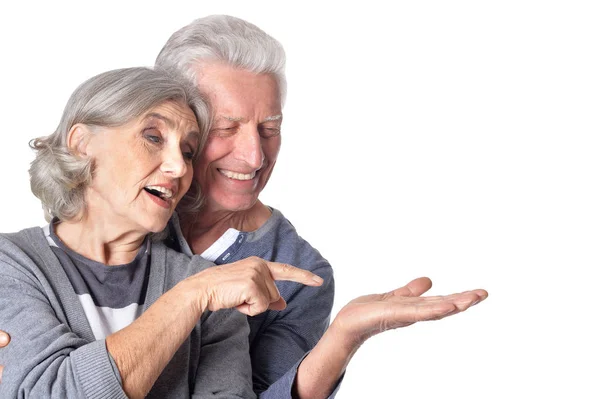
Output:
[332, 277, 488, 348]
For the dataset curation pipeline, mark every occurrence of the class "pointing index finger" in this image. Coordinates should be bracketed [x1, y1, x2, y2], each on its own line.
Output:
[266, 262, 324, 286]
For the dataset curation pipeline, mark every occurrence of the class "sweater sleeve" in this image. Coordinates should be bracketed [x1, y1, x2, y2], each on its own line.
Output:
[253, 260, 339, 398]
[258, 353, 344, 399]
[0, 241, 126, 399]
[192, 308, 255, 398]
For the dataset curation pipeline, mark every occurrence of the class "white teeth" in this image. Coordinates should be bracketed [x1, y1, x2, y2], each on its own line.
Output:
[219, 169, 256, 181]
[145, 185, 174, 199]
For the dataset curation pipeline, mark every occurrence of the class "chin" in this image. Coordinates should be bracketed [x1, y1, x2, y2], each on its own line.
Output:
[217, 196, 259, 212]
[139, 217, 170, 234]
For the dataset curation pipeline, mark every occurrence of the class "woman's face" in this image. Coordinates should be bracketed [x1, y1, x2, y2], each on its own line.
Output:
[84, 101, 200, 233]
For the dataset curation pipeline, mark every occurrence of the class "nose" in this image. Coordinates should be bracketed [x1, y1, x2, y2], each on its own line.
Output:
[160, 145, 188, 178]
[234, 127, 264, 169]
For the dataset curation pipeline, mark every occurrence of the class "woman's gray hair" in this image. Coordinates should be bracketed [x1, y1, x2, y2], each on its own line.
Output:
[155, 15, 287, 104]
[30, 67, 210, 222]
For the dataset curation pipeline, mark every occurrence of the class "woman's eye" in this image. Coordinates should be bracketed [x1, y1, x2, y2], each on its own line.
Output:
[143, 129, 163, 144]
[183, 151, 195, 161]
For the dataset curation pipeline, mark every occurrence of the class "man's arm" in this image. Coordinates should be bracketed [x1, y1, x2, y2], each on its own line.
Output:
[252, 259, 335, 398]
[253, 271, 487, 399]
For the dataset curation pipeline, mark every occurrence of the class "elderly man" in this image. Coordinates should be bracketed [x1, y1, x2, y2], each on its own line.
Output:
[156, 15, 487, 398]
[0, 15, 487, 398]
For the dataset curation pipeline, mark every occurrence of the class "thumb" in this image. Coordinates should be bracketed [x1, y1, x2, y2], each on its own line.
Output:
[0, 331, 10, 347]
[268, 297, 287, 311]
[389, 277, 432, 298]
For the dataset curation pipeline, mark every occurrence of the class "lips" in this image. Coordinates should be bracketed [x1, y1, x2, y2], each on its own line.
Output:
[143, 185, 174, 200]
[143, 183, 179, 210]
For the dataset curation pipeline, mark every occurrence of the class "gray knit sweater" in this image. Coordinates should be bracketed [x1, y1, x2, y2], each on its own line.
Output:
[0, 227, 254, 398]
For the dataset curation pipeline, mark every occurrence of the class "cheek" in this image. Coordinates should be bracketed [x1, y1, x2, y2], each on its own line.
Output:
[90, 154, 121, 186]
[182, 168, 194, 193]
[193, 160, 210, 185]
[263, 138, 281, 164]
[196, 139, 230, 181]
[101, 144, 141, 175]
[201, 137, 232, 163]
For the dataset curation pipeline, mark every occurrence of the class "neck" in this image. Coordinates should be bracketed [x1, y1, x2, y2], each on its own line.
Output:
[55, 207, 148, 266]
[180, 200, 271, 255]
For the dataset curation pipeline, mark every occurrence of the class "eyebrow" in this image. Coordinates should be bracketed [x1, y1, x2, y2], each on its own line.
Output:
[145, 112, 176, 128]
[218, 114, 283, 123]
[221, 116, 244, 122]
[262, 114, 282, 123]
[145, 112, 200, 142]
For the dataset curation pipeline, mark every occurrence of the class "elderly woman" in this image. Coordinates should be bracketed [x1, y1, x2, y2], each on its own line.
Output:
[0, 67, 321, 398]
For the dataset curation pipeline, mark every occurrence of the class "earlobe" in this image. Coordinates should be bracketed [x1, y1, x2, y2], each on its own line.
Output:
[67, 124, 91, 157]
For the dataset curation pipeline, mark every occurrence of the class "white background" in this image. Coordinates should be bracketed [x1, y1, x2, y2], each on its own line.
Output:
[1, 1, 599, 398]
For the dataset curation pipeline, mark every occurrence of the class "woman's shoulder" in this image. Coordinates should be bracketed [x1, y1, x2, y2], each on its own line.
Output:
[0, 226, 46, 254]
[0, 226, 51, 285]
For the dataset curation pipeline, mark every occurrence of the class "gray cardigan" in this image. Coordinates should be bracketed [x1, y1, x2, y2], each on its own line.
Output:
[0, 227, 255, 398]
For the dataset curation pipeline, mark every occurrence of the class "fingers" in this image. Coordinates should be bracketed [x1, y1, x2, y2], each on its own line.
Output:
[255, 275, 285, 311]
[389, 290, 487, 324]
[263, 279, 284, 308]
[0, 331, 9, 347]
[266, 261, 324, 286]
[0, 365, 3, 384]
[389, 277, 432, 298]
[234, 272, 285, 316]
[235, 296, 287, 316]
[474, 289, 489, 302]
[411, 289, 487, 304]
[268, 297, 287, 311]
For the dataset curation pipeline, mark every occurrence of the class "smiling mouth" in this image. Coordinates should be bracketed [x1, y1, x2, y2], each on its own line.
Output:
[144, 185, 175, 201]
[218, 169, 257, 181]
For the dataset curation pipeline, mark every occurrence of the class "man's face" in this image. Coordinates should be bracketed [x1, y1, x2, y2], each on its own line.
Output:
[195, 63, 282, 213]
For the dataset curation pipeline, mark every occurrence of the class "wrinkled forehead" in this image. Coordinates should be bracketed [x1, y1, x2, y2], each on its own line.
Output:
[193, 62, 282, 108]
[139, 101, 201, 140]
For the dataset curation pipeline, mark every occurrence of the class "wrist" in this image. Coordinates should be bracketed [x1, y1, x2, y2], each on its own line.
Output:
[295, 323, 356, 399]
[175, 278, 209, 316]
[329, 315, 365, 355]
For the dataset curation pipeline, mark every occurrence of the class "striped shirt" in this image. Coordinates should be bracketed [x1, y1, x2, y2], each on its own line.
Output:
[44, 222, 150, 340]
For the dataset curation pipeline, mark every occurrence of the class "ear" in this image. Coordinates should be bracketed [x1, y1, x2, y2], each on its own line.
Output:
[67, 124, 93, 157]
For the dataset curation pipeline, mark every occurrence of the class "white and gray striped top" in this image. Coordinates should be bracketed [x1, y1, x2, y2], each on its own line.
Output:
[44, 223, 149, 340]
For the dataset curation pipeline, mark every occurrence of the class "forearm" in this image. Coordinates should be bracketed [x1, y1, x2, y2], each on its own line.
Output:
[106, 281, 204, 399]
[294, 322, 356, 399]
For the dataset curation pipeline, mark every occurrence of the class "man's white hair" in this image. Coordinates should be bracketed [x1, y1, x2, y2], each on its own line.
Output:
[155, 15, 287, 104]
